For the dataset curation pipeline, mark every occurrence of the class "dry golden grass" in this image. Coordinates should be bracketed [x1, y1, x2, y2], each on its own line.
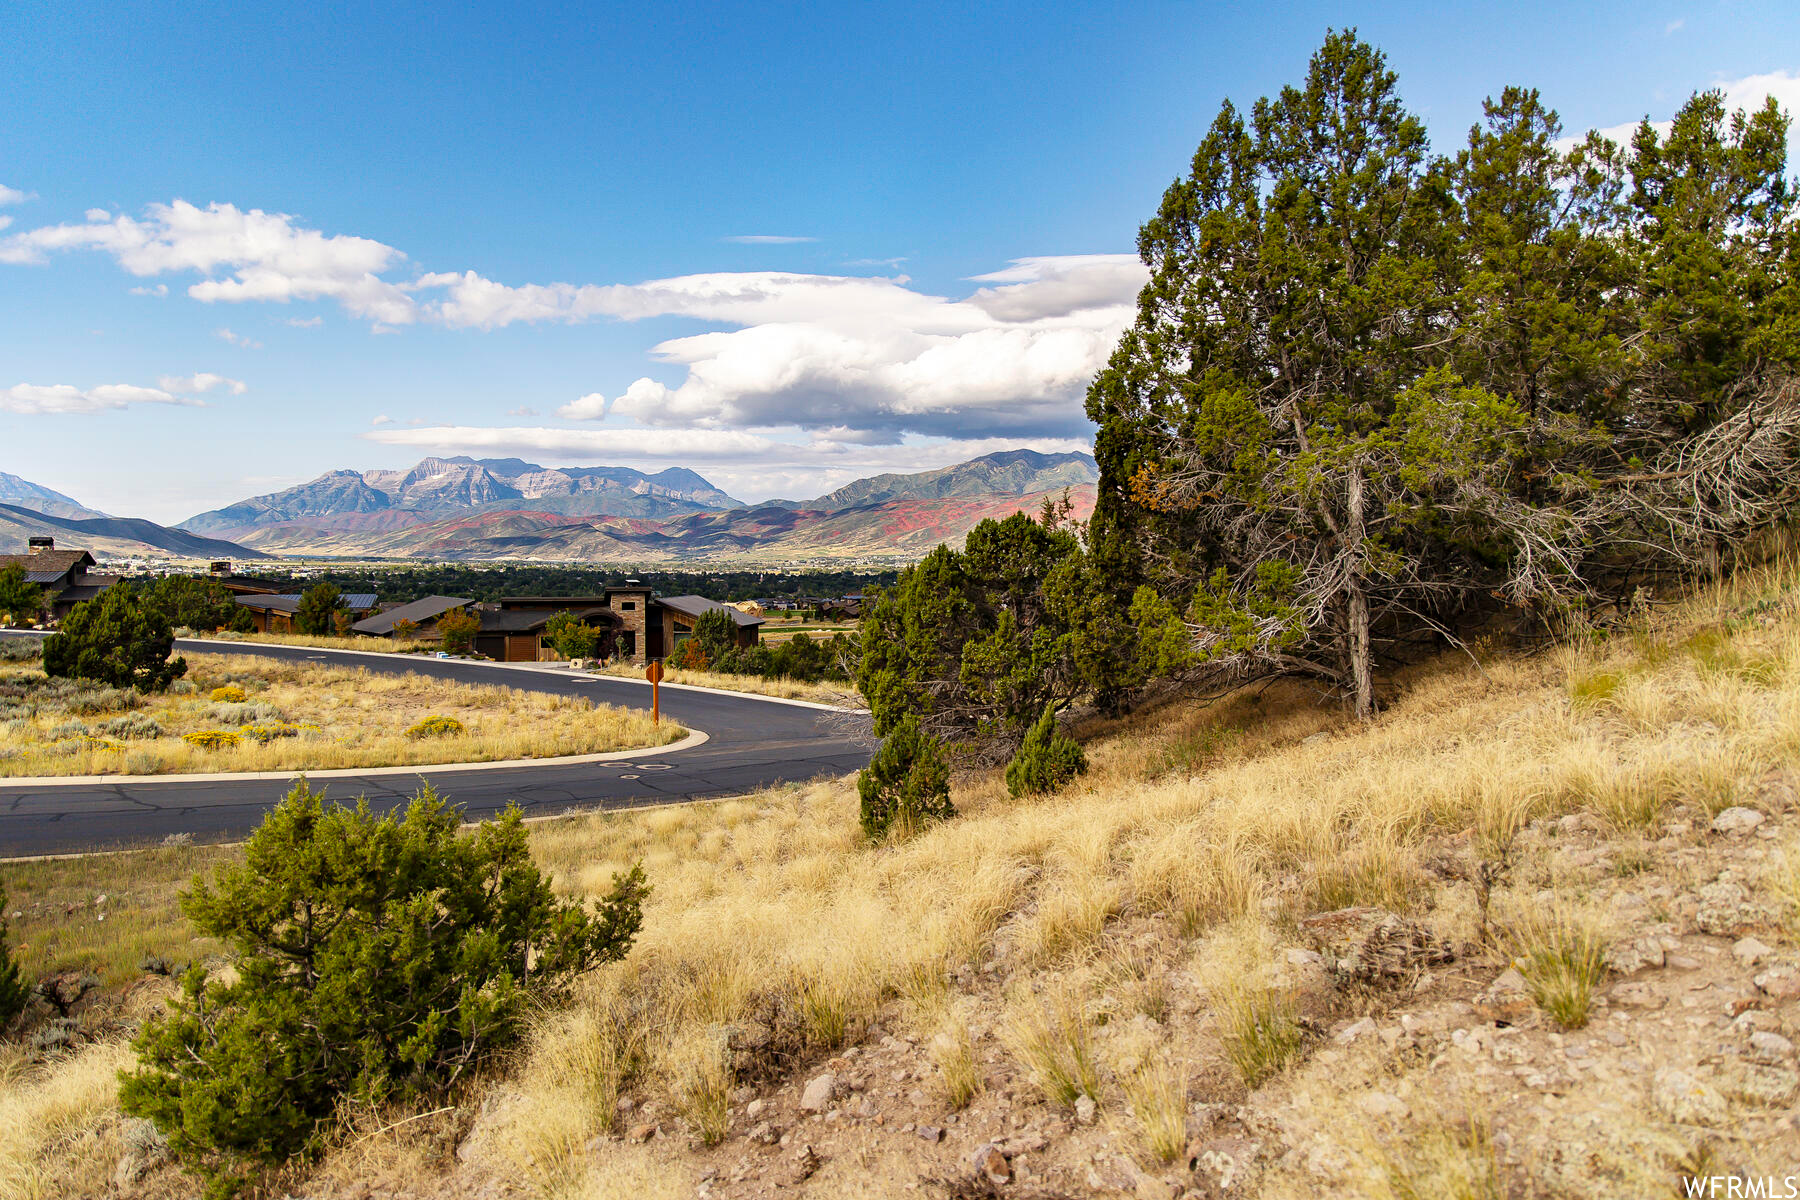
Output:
[0, 1040, 134, 1200]
[0, 844, 238, 987]
[0, 652, 681, 776]
[1122, 1056, 1189, 1165]
[6, 559, 1800, 1196]
[929, 1013, 982, 1109]
[588, 661, 860, 707]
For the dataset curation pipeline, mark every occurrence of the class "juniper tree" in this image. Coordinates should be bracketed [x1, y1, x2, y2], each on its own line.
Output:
[0, 564, 43, 626]
[120, 781, 647, 1179]
[295, 581, 347, 637]
[857, 502, 1110, 749]
[1090, 31, 1800, 718]
[44, 587, 187, 691]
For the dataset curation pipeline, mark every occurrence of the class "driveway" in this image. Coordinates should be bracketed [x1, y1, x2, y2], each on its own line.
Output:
[0, 636, 873, 857]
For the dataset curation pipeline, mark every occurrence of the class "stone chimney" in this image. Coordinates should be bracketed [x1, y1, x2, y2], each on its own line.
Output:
[27, 537, 53, 554]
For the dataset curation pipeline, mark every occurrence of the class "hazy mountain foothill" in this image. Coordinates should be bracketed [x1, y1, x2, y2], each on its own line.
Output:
[0, 502, 263, 560]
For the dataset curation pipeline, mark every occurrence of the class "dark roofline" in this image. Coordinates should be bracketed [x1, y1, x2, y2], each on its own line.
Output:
[351, 594, 474, 635]
[655, 594, 766, 627]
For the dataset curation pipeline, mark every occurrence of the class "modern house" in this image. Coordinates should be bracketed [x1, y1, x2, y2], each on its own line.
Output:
[655, 594, 763, 658]
[233, 591, 379, 633]
[355, 586, 768, 664]
[350, 595, 475, 640]
[0, 539, 120, 621]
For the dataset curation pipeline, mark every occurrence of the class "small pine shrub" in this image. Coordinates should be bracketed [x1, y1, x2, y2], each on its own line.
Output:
[43, 587, 186, 691]
[406, 714, 465, 739]
[857, 714, 954, 840]
[183, 730, 243, 751]
[210, 685, 247, 703]
[1005, 704, 1087, 798]
[673, 638, 709, 670]
[119, 781, 648, 1181]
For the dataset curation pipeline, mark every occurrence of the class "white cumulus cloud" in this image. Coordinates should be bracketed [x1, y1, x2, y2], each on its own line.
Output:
[0, 185, 29, 206]
[0, 199, 415, 324]
[0, 194, 1147, 442]
[3, 382, 207, 416]
[556, 393, 609, 420]
[158, 373, 247, 396]
[215, 326, 263, 349]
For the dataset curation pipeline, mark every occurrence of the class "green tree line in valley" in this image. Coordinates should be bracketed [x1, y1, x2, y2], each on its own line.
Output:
[854, 28, 1800, 835]
[215, 565, 896, 606]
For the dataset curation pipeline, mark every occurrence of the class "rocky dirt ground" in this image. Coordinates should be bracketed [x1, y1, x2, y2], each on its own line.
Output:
[203, 776, 1800, 1200]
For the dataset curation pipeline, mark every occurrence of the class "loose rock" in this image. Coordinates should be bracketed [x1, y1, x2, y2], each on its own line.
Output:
[1604, 936, 1666, 976]
[1474, 968, 1535, 1024]
[1734, 937, 1775, 968]
[970, 1143, 1012, 1185]
[800, 1072, 837, 1113]
[1712, 807, 1766, 836]
[1653, 1068, 1727, 1126]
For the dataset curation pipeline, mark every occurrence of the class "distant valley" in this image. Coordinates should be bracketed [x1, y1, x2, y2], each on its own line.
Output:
[1, 450, 1096, 562]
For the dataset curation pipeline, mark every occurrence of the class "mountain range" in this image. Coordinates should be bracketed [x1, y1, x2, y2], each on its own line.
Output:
[0, 449, 1097, 562]
[182, 457, 743, 537]
[0, 471, 110, 521]
[0, 503, 264, 560]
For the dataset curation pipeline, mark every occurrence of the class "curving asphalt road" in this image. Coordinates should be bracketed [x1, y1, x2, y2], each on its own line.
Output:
[0, 634, 873, 857]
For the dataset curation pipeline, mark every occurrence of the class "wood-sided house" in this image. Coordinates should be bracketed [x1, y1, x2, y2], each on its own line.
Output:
[0, 538, 120, 622]
[233, 591, 379, 634]
[346, 586, 767, 665]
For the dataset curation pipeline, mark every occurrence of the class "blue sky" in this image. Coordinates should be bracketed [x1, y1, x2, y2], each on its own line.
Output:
[3, 1, 1798, 522]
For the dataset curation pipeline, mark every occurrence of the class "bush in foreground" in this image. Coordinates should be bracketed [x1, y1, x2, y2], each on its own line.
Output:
[406, 714, 464, 739]
[43, 588, 186, 692]
[1005, 704, 1087, 798]
[858, 713, 954, 840]
[119, 780, 648, 1183]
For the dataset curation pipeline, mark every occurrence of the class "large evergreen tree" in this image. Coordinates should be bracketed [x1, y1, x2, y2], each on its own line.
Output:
[1090, 30, 1800, 718]
[295, 581, 347, 637]
[43, 588, 187, 691]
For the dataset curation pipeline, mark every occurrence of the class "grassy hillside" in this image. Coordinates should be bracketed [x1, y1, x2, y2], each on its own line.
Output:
[5, 563, 1799, 1197]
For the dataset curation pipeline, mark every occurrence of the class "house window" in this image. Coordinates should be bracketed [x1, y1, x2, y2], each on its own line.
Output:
[619, 601, 636, 610]
[619, 631, 636, 656]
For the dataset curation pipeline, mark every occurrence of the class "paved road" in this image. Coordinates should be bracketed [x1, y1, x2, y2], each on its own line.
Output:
[0, 635, 873, 857]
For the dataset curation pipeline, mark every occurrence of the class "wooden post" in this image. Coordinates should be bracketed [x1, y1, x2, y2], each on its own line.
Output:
[645, 658, 664, 724]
